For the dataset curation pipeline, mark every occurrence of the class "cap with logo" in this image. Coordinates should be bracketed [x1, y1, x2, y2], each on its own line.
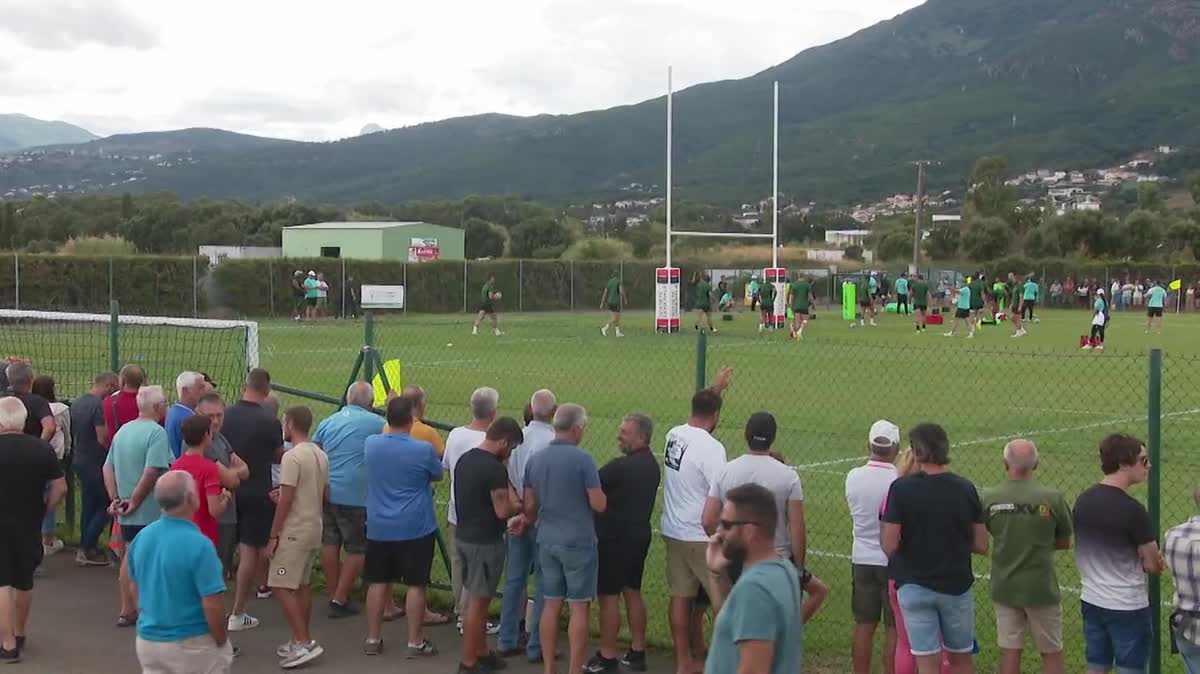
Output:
[745, 412, 777, 451]
[868, 420, 900, 449]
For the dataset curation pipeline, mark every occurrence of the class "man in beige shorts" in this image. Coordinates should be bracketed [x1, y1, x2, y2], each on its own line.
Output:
[981, 440, 1072, 674]
[268, 406, 329, 670]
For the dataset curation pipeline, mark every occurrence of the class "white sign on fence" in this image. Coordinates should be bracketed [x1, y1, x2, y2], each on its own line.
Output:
[361, 285, 406, 309]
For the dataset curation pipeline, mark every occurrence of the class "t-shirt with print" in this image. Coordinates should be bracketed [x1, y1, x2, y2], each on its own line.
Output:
[365, 433, 442, 541]
[453, 448, 511, 545]
[444, 426, 487, 526]
[105, 419, 173, 526]
[882, 471, 983, 595]
[524, 440, 602, 547]
[710, 453, 803, 558]
[0, 433, 62, 536]
[278, 441, 328, 546]
[170, 452, 223, 549]
[1074, 483, 1154, 610]
[70, 392, 107, 465]
[203, 433, 237, 525]
[2, 390, 51, 438]
[845, 460, 898, 567]
[982, 479, 1072, 607]
[1148, 286, 1167, 308]
[661, 424, 727, 542]
[704, 559, 803, 674]
[789, 280, 811, 311]
[596, 448, 660, 542]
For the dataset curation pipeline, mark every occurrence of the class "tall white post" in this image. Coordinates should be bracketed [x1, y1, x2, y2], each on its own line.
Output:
[666, 65, 673, 271]
[772, 80, 779, 269]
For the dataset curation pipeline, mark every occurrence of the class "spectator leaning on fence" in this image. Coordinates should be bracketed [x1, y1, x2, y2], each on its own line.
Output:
[0, 396, 67, 664]
[71, 371, 120, 567]
[522, 403, 606, 674]
[661, 366, 732, 674]
[129, 471, 233, 674]
[882, 423, 988, 674]
[1073, 433, 1164, 674]
[444, 387, 499, 626]
[586, 412, 661, 674]
[845, 420, 901, 674]
[313, 382, 379, 619]
[498, 388, 556, 662]
[704, 482, 803, 674]
[1164, 485, 1200, 673]
[981, 440, 1072, 674]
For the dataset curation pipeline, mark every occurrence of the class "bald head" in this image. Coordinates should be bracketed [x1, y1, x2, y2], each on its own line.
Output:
[155, 470, 198, 518]
[346, 381, 374, 408]
[401, 385, 426, 415]
[1003, 439, 1039, 476]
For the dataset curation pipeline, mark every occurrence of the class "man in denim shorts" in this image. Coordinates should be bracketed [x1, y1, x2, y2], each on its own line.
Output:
[882, 423, 988, 672]
[522, 404, 606, 674]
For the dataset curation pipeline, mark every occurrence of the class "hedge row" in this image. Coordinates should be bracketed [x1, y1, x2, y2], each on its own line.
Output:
[0, 254, 206, 316]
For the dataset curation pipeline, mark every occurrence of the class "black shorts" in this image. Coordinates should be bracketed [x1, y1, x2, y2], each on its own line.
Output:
[120, 524, 147, 544]
[478, 302, 496, 315]
[1149, 307, 1164, 318]
[695, 306, 711, 313]
[955, 308, 970, 319]
[236, 495, 276, 547]
[597, 536, 651, 595]
[607, 303, 621, 313]
[0, 529, 42, 591]
[914, 304, 928, 312]
[305, 297, 318, 307]
[363, 533, 436, 586]
[859, 301, 871, 308]
[322, 503, 367, 555]
[1024, 300, 1037, 309]
[792, 307, 809, 318]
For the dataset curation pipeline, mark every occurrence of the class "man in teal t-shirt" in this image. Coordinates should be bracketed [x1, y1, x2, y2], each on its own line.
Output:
[1022, 277, 1040, 323]
[945, 282, 975, 338]
[895, 274, 910, 316]
[302, 271, 320, 321]
[1146, 282, 1168, 334]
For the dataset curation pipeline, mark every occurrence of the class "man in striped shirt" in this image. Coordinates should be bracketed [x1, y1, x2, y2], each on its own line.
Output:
[1165, 489, 1200, 672]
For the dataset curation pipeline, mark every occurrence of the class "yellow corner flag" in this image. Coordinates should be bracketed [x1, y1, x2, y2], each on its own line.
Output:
[371, 359, 403, 408]
[1169, 279, 1183, 291]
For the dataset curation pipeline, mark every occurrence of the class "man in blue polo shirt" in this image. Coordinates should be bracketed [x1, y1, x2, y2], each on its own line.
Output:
[130, 470, 232, 673]
[314, 382, 384, 618]
[166, 372, 210, 458]
[362, 395, 443, 657]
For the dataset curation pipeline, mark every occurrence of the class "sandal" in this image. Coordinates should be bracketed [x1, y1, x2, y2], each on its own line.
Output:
[116, 613, 138, 628]
[423, 611, 450, 626]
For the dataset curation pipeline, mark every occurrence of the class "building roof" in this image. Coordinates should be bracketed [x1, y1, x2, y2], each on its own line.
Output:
[284, 221, 436, 230]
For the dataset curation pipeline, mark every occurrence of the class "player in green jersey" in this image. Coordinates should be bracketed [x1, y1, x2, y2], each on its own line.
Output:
[1006, 272, 1027, 338]
[788, 274, 815, 340]
[472, 275, 503, 336]
[909, 274, 930, 333]
[600, 270, 627, 337]
[691, 272, 716, 333]
[758, 280, 776, 333]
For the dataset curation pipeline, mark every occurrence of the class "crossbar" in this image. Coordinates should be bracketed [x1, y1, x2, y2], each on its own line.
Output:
[671, 231, 775, 239]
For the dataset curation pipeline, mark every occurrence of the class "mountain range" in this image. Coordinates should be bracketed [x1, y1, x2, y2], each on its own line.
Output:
[4, 0, 1200, 206]
[0, 114, 96, 153]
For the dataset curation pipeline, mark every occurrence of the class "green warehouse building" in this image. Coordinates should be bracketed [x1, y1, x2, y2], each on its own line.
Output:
[281, 221, 465, 261]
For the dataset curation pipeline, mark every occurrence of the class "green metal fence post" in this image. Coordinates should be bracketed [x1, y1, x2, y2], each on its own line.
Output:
[1148, 347, 1163, 674]
[363, 312, 375, 385]
[109, 301, 120, 373]
[695, 329, 707, 391]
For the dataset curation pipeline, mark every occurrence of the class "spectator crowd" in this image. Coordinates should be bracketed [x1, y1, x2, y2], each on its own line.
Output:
[0, 353, 1198, 674]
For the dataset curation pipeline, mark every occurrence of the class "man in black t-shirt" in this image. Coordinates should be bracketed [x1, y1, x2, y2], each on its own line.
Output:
[223, 368, 284, 633]
[454, 418, 524, 674]
[882, 423, 988, 673]
[70, 372, 120, 565]
[1, 362, 53, 442]
[586, 413, 661, 674]
[0, 397, 67, 663]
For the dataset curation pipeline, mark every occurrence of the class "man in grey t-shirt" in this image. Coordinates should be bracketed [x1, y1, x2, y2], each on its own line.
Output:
[521, 404, 607, 674]
[196, 393, 246, 576]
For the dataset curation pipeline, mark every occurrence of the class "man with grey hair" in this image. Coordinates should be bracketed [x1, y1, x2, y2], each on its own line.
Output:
[166, 371, 210, 459]
[314, 381, 383, 619]
[1165, 486, 1200, 672]
[104, 384, 172, 628]
[982, 439, 1072, 674]
[445, 387, 499, 627]
[1, 361, 54, 442]
[129, 471, 233, 673]
[0, 397, 66, 663]
[522, 403, 606, 674]
[499, 389, 557, 662]
[586, 413, 660, 674]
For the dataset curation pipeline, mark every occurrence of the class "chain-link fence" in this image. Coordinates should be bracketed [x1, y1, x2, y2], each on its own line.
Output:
[9, 300, 1200, 672]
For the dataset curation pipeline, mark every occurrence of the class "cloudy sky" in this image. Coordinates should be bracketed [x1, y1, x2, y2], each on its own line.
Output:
[0, 0, 922, 141]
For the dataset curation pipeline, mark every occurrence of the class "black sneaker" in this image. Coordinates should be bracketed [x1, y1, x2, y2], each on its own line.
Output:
[479, 651, 507, 670]
[584, 652, 619, 674]
[0, 648, 20, 664]
[13, 638, 23, 653]
[620, 649, 647, 672]
[327, 600, 358, 619]
[457, 663, 491, 674]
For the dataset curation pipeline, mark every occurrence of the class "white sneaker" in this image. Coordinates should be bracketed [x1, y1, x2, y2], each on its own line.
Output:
[615, 329, 624, 337]
[277, 641, 297, 658]
[758, 323, 764, 333]
[43, 539, 64, 556]
[869, 320, 877, 327]
[1082, 344, 1092, 350]
[227, 613, 259, 632]
[472, 327, 478, 335]
[943, 332, 954, 337]
[966, 332, 975, 339]
[281, 641, 323, 669]
[494, 329, 503, 336]
[601, 325, 608, 336]
[1096, 344, 1104, 350]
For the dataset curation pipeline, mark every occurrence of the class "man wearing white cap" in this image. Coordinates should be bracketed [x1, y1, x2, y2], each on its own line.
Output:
[845, 420, 901, 674]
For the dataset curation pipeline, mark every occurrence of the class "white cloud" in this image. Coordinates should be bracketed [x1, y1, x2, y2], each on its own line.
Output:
[0, 0, 922, 140]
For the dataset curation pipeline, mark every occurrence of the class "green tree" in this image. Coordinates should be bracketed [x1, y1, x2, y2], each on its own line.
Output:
[1025, 221, 1064, 258]
[1137, 183, 1167, 214]
[965, 156, 1016, 221]
[1167, 216, 1200, 258]
[463, 218, 506, 258]
[961, 216, 1011, 261]
[0, 202, 14, 249]
[1188, 172, 1200, 206]
[874, 225, 914, 261]
[1120, 210, 1165, 259]
[120, 192, 135, 219]
[924, 225, 961, 260]
[509, 217, 575, 258]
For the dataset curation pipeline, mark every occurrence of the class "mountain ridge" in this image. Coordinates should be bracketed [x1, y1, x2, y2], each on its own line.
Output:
[0, 114, 97, 153]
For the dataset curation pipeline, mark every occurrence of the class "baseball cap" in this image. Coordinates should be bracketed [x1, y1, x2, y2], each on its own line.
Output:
[869, 420, 900, 449]
[307, 270, 317, 276]
[745, 412, 777, 451]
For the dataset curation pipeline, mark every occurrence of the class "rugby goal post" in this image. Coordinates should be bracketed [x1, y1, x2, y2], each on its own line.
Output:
[656, 69, 784, 333]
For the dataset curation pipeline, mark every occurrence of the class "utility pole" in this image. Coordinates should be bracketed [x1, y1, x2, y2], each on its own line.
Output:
[911, 160, 936, 271]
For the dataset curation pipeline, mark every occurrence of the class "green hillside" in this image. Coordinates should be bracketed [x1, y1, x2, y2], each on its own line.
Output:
[0, 114, 96, 153]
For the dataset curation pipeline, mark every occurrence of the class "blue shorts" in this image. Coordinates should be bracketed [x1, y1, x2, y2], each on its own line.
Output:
[1081, 601, 1151, 673]
[538, 543, 598, 603]
[896, 583, 975, 656]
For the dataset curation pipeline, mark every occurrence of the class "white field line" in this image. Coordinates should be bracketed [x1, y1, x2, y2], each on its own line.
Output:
[790, 407, 1200, 473]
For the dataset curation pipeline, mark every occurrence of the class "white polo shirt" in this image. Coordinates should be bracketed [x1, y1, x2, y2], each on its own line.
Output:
[661, 423, 726, 542]
[443, 426, 487, 526]
[844, 459, 898, 566]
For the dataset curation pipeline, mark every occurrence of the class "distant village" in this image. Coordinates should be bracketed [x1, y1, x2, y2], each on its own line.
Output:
[0, 147, 199, 200]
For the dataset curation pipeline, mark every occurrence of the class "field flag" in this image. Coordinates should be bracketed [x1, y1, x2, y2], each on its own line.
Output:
[1169, 279, 1182, 291]
[372, 359, 404, 407]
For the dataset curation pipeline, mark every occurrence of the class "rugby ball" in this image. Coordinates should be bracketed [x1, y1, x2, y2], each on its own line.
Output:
[494, 292, 503, 300]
